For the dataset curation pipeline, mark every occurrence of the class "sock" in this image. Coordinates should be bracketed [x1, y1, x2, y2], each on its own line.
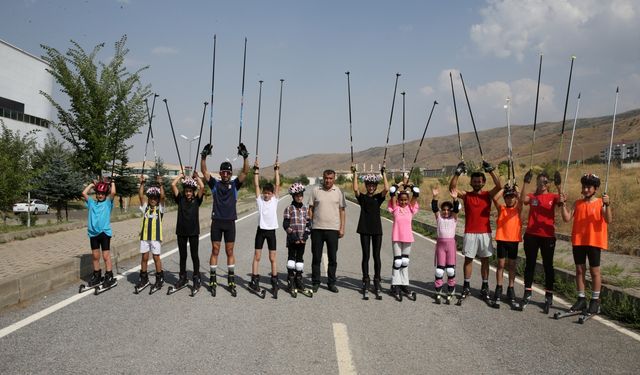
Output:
[210, 265, 217, 275]
[482, 279, 488, 284]
[592, 291, 600, 300]
[578, 290, 586, 298]
[228, 264, 235, 276]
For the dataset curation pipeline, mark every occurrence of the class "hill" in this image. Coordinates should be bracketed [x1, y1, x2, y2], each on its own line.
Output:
[273, 109, 640, 178]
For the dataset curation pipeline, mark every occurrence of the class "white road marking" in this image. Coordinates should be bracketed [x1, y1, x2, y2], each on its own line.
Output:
[0, 211, 258, 339]
[333, 322, 357, 375]
[346, 199, 640, 343]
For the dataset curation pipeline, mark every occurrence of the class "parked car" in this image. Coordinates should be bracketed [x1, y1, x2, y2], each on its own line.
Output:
[13, 200, 49, 215]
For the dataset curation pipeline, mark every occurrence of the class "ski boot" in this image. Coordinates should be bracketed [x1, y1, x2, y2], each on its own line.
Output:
[446, 284, 456, 304]
[190, 273, 202, 297]
[391, 285, 402, 302]
[400, 285, 416, 301]
[543, 292, 553, 314]
[249, 274, 266, 299]
[149, 271, 164, 294]
[578, 298, 600, 324]
[209, 273, 218, 297]
[456, 285, 470, 306]
[228, 273, 237, 297]
[80, 270, 103, 293]
[506, 286, 521, 310]
[134, 271, 150, 294]
[480, 281, 490, 300]
[168, 273, 189, 295]
[489, 285, 502, 309]
[362, 277, 370, 301]
[287, 272, 297, 298]
[373, 277, 382, 300]
[434, 286, 443, 304]
[518, 289, 532, 311]
[554, 296, 587, 319]
[295, 271, 313, 297]
[270, 274, 279, 299]
[95, 270, 118, 295]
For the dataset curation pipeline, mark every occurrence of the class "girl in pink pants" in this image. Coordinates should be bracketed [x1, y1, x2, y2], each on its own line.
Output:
[431, 187, 460, 302]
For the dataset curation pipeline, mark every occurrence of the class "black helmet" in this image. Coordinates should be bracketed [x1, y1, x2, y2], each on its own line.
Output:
[503, 184, 517, 197]
[219, 161, 233, 173]
[580, 173, 601, 188]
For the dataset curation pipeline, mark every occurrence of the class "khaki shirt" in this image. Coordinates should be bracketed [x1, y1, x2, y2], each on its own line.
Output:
[308, 185, 345, 230]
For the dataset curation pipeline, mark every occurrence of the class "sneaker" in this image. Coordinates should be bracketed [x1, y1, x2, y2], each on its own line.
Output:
[587, 299, 600, 315]
[570, 297, 587, 312]
[327, 284, 339, 293]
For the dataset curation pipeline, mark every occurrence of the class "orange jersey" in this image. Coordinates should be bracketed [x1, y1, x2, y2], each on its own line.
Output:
[495, 205, 522, 242]
[571, 198, 608, 250]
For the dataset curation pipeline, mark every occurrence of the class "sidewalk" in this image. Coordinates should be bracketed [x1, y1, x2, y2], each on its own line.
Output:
[0, 199, 257, 310]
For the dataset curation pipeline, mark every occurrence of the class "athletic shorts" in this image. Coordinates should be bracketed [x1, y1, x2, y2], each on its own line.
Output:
[254, 227, 277, 251]
[462, 233, 493, 258]
[572, 246, 602, 267]
[496, 241, 519, 260]
[140, 240, 162, 255]
[89, 232, 111, 251]
[211, 219, 236, 243]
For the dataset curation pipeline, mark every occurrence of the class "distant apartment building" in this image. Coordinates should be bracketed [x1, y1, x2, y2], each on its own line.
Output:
[0, 39, 54, 147]
[600, 141, 640, 161]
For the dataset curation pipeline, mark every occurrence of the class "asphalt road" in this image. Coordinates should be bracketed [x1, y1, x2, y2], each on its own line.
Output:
[1, 197, 639, 374]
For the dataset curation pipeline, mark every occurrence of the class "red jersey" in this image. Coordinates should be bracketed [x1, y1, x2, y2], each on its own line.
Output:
[463, 191, 492, 234]
[525, 192, 559, 238]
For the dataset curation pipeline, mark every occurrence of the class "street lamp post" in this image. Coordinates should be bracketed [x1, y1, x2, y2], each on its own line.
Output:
[180, 134, 200, 173]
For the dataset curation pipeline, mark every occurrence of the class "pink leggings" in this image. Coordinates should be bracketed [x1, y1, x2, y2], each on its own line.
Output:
[435, 238, 457, 288]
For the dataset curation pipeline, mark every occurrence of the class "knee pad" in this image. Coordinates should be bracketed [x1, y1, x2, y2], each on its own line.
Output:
[446, 266, 456, 278]
[287, 260, 296, 270]
[295, 262, 304, 272]
[393, 256, 402, 270]
[435, 267, 445, 279]
[401, 255, 410, 267]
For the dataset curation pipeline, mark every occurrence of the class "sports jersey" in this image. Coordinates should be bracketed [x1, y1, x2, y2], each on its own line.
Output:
[525, 192, 559, 237]
[495, 204, 522, 242]
[139, 203, 164, 241]
[572, 198, 608, 250]
[356, 192, 385, 235]
[388, 201, 419, 242]
[207, 177, 242, 220]
[462, 191, 492, 234]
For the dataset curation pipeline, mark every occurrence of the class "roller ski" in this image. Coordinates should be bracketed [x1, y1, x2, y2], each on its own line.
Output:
[362, 277, 370, 301]
[578, 299, 600, 324]
[505, 287, 522, 310]
[78, 270, 103, 294]
[516, 289, 533, 311]
[133, 272, 150, 294]
[434, 287, 444, 304]
[94, 271, 118, 295]
[148, 271, 164, 295]
[372, 278, 383, 300]
[444, 285, 457, 305]
[553, 297, 587, 320]
[167, 273, 189, 295]
[227, 274, 237, 297]
[190, 274, 201, 297]
[390, 285, 403, 302]
[400, 285, 416, 301]
[248, 274, 267, 299]
[488, 285, 502, 309]
[542, 292, 553, 314]
[455, 285, 470, 306]
[287, 274, 297, 298]
[294, 272, 313, 298]
[208, 273, 218, 297]
[270, 275, 279, 299]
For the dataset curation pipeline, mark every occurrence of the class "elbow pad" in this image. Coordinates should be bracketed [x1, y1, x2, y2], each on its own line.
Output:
[431, 200, 439, 213]
[452, 200, 460, 213]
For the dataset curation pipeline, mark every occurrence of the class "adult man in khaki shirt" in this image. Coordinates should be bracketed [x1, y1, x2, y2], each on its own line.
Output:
[308, 169, 346, 293]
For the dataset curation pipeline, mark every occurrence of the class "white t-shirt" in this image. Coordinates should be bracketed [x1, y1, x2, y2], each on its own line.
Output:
[256, 196, 279, 230]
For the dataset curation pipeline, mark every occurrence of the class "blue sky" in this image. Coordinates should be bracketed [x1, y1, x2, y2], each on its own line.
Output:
[2, 0, 639, 168]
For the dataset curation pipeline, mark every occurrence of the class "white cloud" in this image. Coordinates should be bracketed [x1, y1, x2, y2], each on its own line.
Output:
[420, 85, 434, 96]
[151, 46, 178, 55]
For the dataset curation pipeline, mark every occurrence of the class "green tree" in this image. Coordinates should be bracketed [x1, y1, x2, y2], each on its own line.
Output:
[297, 174, 310, 185]
[0, 124, 38, 224]
[40, 35, 150, 177]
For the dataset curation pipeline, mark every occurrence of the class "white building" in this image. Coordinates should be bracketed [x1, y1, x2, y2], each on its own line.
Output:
[600, 141, 640, 161]
[0, 39, 53, 147]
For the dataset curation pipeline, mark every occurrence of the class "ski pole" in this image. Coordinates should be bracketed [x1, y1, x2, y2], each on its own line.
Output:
[557, 56, 576, 170]
[529, 54, 543, 170]
[450, 72, 464, 162]
[382, 73, 401, 167]
[193, 101, 209, 172]
[163, 98, 185, 174]
[238, 37, 247, 146]
[563, 93, 581, 195]
[604, 87, 619, 195]
[346, 71, 354, 165]
[459, 72, 484, 160]
[255, 80, 264, 163]
[401, 91, 406, 177]
[209, 34, 217, 146]
[142, 93, 159, 177]
[275, 79, 284, 163]
[407, 100, 438, 182]
[505, 98, 513, 184]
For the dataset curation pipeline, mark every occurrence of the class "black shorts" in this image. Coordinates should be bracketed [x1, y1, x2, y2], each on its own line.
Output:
[572, 246, 602, 267]
[496, 241, 519, 260]
[89, 232, 111, 251]
[254, 227, 277, 251]
[211, 219, 236, 243]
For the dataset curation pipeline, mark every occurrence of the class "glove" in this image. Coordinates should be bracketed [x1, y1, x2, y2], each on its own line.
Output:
[200, 144, 212, 158]
[482, 160, 495, 173]
[452, 200, 460, 213]
[553, 171, 562, 186]
[380, 166, 386, 174]
[237, 143, 249, 159]
[412, 186, 420, 197]
[524, 169, 533, 184]
[455, 161, 466, 176]
[389, 184, 398, 197]
[274, 164, 280, 171]
[431, 199, 439, 213]
[350, 165, 357, 173]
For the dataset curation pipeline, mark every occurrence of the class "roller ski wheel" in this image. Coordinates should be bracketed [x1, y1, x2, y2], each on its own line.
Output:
[517, 290, 532, 311]
[167, 276, 189, 295]
[554, 297, 587, 319]
[489, 286, 502, 309]
[456, 287, 470, 306]
[542, 293, 553, 314]
[434, 288, 443, 304]
[78, 282, 102, 294]
[390, 286, 402, 302]
[79, 271, 103, 293]
[248, 276, 267, 299]
[209, 275, 217, 297]
[295, 287, 313, 298]
[373, 283, 382, 301]
[578, 299, 600, 324]
[228, 282, 237, 297]
[400, 286, 416, 301]
[134, 280, 150, 295]
[149, 282, 163, 295]
[94, 279, 118, 295]
[190, 276, 202, 297]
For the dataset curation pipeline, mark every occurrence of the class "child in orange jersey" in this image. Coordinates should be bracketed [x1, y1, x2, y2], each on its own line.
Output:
[490, 184, 522, 307]
[560, 174, 612, 316]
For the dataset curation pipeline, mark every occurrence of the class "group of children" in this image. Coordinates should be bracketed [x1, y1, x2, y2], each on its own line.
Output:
[82, 152, 612, 316]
